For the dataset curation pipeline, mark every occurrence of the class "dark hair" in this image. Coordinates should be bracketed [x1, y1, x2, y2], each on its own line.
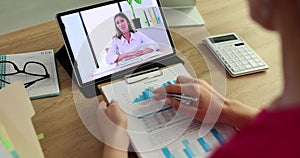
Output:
[113, 12, 136, 39]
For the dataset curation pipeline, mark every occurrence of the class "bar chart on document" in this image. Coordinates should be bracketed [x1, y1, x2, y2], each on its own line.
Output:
[159, 122, 235, 158]
[133, 80, 176, 103]
[116, 78, 178, 118]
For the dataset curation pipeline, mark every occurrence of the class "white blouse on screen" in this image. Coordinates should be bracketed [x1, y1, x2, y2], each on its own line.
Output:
[106, 31, 159, 64]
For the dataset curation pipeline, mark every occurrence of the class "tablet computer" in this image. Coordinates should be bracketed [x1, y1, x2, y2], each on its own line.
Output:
[56, 0, 182, 98]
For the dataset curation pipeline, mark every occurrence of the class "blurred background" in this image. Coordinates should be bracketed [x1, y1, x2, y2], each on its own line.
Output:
[0, 0, 105, 35]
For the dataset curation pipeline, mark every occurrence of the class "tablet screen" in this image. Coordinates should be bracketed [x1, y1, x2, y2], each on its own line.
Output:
[57, 0, 175, 87]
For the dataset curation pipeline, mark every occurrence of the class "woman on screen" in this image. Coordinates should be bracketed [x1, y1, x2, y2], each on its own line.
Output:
[106, 12, 159, 64]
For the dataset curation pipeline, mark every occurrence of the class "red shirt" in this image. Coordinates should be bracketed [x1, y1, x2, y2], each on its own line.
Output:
[211, 104, 300, 158]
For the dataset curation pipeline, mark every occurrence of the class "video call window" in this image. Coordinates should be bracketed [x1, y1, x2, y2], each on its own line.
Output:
[61, 0, 173, 84]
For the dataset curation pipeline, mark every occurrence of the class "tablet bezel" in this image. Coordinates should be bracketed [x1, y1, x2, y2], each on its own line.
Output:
[56, 0, 177, 88]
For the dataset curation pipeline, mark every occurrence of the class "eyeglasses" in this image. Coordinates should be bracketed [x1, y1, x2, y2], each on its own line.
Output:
[0, 61, 50, 88]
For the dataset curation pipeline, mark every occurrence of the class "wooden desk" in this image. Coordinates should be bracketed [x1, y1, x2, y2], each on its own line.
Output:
[0, 0, 282, 157]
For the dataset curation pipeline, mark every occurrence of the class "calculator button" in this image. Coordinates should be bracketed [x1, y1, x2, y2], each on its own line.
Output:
[248, 60, 258, 67]
[247, 51, 253, 55]
[233, 58, 239, 62]
[239, 57, 245, 60]
[232, 49, 238, 53]
[227, 59, 233, 63]
[254, 58, 261, 62]
[245, 56, 251, 60]
[223, 54, 229, 58]
[245, 64, 252, 69]
[221, 56, 227, 61]
[242, 61, 249, 65]
[227, 64, 231, 69]
[236, 62, 242, 66]
[258, 62, 265, 66]
[229, 63, 236, 68]
[239, 65, 246, 70]
[231, 67, 239, 72]
[242, 52, 248, 56]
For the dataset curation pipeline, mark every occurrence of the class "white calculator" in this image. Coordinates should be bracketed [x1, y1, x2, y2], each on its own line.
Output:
[203, 33, 268, 77]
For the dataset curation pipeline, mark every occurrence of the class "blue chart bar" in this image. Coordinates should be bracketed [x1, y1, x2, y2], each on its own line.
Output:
[183, 149, 193, 158]
[197, 138, 211, 152]
[182, 140, 195, 158]
[134, 80, 177, 103]
[162, 147, 173, 158]
[133, 86, 154, 103]
[211, 128, 225, 145]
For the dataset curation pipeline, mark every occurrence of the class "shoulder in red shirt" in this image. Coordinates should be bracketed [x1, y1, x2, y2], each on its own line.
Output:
[211, 104, 300, 158]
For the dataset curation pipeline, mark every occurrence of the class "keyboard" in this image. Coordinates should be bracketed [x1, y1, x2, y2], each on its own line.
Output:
[118, 51, 160, 68]
[118, 57, 142, 68]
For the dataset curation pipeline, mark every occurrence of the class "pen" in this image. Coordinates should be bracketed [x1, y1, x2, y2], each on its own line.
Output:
[164, 93, 198, 105]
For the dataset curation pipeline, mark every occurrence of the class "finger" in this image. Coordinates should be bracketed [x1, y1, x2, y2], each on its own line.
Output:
[99, 100, 108, 110]
[153, 93, 167, 100]
[176, 75, 197, 84]
[108, 99, 119, 110]
[152, 84, 182, 100]
[165, 84, 201, 97]
[109, 100, 125, 114]
[152, 86, 168, 100]
[167, 97, 199, 117]
[110, 99, 118, 104]
[153, 84, 182, 94]
[109, 100, 119, 110]
[96, 101, 108, 118]
[151, 86, 167, 94]
[166, 97, 181, 109]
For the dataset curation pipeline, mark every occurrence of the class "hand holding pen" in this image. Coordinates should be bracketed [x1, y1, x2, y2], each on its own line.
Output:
[152, 76, 200, 107]
[152, 75, 229, 123]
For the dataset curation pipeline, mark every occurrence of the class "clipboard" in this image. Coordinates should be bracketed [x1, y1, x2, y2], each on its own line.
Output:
[98, 63, 237, 158]
[98, 63, 183, 104]
[124, 67, 163, 84]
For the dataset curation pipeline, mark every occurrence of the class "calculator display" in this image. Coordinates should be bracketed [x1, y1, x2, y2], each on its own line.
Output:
[209, 34, 238, 43]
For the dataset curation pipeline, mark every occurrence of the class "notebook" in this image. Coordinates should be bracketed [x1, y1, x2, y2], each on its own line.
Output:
[0, 49, 60, 100]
